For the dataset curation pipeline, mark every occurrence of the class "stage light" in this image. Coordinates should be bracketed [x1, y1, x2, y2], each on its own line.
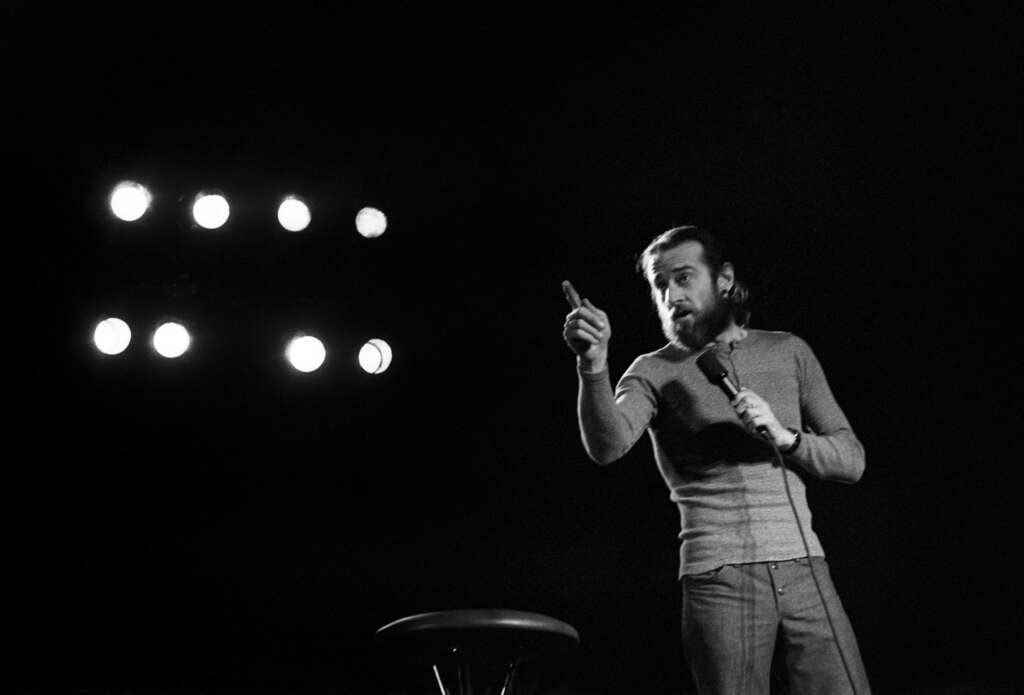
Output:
[358, 338, 392, 374]
[286, 335, 326, 373]
[191, 192, 230, 229]
[355, 207, 387, 238]
[278, 196, 311, 232]
[109, 181, 151, 221]
[93, 317, 132, 355]
[153, 322, 191, 359]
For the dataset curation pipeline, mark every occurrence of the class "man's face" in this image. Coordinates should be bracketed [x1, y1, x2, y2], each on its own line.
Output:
[646, 240, 731, 349]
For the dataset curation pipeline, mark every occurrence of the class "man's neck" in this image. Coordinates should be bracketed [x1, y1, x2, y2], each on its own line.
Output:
[713, 321, 747, 347]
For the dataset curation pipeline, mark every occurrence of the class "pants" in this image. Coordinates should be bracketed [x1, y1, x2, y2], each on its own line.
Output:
[681, 557, 871, 695]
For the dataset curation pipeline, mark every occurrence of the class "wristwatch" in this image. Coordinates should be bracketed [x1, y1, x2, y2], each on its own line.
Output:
[782, 428, 802, 454]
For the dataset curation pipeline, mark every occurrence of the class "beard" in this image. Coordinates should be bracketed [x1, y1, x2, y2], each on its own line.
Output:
[659, 290, 733, 350]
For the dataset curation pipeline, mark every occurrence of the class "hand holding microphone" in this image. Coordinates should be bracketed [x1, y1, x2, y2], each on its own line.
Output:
[696, 349, 797, 450]
[732, 390, 788, 443]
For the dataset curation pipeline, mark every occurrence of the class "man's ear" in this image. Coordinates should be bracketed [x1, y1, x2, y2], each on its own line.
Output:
[717, 262, 735, 294]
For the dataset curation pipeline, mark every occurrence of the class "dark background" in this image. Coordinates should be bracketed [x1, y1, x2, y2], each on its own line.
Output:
[9, 3, 1019, 694]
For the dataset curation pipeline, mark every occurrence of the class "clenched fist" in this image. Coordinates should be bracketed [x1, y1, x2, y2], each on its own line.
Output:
[732, 388, 797, 450]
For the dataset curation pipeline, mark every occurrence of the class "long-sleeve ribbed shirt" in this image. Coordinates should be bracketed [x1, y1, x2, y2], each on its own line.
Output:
[577, 329, 864, 577]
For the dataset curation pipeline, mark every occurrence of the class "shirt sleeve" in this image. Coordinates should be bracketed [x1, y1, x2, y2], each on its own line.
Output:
[789, 336, 866, 483]
[575, 356, 659, 464]
[613, 357, 660, 449]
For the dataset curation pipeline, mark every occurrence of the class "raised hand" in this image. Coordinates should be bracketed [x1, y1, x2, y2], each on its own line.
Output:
[562, 280, 611, 372]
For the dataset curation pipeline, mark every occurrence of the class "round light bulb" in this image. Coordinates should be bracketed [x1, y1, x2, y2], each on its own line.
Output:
[110, 181, 151, 222]
[355, 207, 387, 238]
[93, 317, 132, 355]
[286, 335, 327, 373]
[192, 193, 230, 229]
[153, 322, 191, 358]
[278, 196, 311, 232]
[358, 338, 393, 374]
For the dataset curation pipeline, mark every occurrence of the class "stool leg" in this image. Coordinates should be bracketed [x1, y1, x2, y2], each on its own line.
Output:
[431, 651, 526, 695]
[458, 656, 471, 695]
[432, 663, 450, 695]
[499, 657, 522, 695]
[431, 654, 472, 695]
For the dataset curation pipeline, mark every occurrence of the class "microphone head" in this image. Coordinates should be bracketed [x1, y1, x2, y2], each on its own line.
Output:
[695, 349, 728, 384]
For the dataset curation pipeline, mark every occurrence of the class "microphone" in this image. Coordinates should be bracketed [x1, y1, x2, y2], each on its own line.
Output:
[695, 349, 771, 440]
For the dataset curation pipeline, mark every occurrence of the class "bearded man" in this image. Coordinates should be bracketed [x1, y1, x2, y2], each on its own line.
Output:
[562, 226, 872, 694]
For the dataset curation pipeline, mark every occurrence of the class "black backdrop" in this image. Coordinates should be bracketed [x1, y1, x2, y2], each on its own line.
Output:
[10, 3, 1019, 694]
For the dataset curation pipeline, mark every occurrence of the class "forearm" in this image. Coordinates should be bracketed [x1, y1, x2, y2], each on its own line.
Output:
[787, 428, 865, 483]
[577, 362, 633, 465]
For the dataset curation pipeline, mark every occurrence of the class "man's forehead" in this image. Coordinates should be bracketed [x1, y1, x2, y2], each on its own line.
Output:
[649, 241, 706, 274]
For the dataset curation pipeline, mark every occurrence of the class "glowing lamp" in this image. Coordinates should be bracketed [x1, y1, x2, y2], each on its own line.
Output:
[192, 192, 230, 229]
[278, 196, 311, 232]
[110, 181, 151, 221]
[153, 322, 191, 358]
[93, 317, 132, 355]
[286, 335, 326, 373]
[355, 207, 387, 238]
[358, 338, 393, 374]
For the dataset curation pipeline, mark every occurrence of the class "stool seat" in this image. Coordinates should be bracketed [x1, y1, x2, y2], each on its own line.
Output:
[376, 608, 579, 654]
[375, 609, 579, 694]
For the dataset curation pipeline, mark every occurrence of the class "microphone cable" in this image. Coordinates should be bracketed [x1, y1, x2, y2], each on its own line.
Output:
[726, 348, 861, 695]
[769, 439, 860, 695]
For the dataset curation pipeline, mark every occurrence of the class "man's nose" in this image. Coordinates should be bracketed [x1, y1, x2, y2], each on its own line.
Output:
[666, 283, 687, 305]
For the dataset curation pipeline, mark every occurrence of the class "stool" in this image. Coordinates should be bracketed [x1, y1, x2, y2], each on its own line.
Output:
[374, 609, 580, 695]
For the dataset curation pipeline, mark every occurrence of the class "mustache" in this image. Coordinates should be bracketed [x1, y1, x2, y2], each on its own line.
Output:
[663, 302, 696, 319]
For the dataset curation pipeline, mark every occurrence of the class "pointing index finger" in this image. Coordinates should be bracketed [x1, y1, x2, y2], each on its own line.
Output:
[562, 280, 582, 309]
